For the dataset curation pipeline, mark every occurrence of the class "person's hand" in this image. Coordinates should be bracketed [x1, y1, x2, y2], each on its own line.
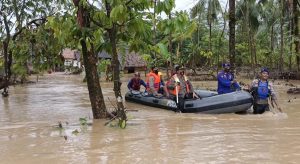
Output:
[277, 106, 283, 113]
[193, 92, 199, 99]
[166, 92, 170, 98]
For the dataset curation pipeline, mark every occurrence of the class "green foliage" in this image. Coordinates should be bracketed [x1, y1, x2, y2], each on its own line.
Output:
[97, 59, 111, 73]
[79, 117, 87, 126]
[119, 120, 126, 129]
[110, 5, 128, 23]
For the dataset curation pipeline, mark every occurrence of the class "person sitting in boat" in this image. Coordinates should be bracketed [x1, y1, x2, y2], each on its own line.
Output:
[217, 63, 240, 94]
[146, 67, 162, 97]
[157, 71, 170, 97]
[167, 65, 199, 111]
[127, 72, 146, 94]
[249, 67, 282, 114]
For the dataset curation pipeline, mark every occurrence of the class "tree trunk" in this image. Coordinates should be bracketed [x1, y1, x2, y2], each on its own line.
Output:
[289, 6, 293, 72]
[279, 0, 285, 73]
[153, 0, 157, 59]
[2, 14, 11, 95]
[168, 13, 172, 78]
[253, 32, 257, 66]
[293, 0, 299, 71]
[218, 0, 228, 73]
[229, 0, 235, 71]
[105, 1, 127, 124]
[270, 25, 274, 69]
[73, 0, 107, 119]
[108, 26, 127, 122]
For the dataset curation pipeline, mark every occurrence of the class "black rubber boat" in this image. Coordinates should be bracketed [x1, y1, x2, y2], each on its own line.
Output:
[125, 90, 253, 114]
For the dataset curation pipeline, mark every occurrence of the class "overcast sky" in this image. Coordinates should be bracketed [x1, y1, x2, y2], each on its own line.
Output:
[174, 0, 198, 11]
[174, 0, 228, 12]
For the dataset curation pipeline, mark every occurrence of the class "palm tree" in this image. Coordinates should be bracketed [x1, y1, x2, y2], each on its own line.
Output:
[236, 0, 260, 76]
[191, 0, 222, 53]
[258, 0, 281, 69]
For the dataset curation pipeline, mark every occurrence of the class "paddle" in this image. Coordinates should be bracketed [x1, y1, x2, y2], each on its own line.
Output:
[176, 84, 179, 103]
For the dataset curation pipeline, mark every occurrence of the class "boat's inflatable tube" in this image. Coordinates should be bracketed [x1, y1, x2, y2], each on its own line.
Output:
[125, 90, 253, 114]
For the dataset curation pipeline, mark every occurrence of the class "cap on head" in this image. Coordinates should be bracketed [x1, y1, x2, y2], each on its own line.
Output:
[153, 67, 158, 71]
[260, 67, 269, 74]
[222, 63, 231, 68]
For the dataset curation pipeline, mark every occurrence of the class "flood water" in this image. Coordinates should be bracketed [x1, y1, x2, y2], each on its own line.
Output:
[0, 73, 300, 163]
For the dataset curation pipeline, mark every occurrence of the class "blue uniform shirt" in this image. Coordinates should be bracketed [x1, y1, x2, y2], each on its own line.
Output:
[127, 78, 147, 90]
[217, 71, 240, 94]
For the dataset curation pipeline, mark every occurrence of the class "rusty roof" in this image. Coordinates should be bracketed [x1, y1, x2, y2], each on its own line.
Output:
[124, 52, 146, 67]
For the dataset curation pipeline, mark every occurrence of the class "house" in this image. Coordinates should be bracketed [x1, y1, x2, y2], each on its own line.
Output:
[98, 50, 146, 73]
[98, 51, 112, 60]
[124, 51, 146, 73]
[62, 48, 81, 68]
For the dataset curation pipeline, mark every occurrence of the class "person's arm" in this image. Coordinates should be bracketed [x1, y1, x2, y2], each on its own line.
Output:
[269, 82, 283, 112]
[167, 78, 176, 90]
[127, 79, 132, 90]
[232, 81, 241, 90]
[186, 80, 199, 98]
[140, 79, 147, 88]
[249, 79, 257, 92]
[149, 76, 158, 94]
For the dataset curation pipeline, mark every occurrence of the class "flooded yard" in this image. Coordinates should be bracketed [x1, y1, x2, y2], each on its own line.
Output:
[0, 73, 299, 163]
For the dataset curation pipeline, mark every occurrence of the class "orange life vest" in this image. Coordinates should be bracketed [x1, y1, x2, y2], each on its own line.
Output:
[146, 72, 160, 91]
[168, 74, 190, 95]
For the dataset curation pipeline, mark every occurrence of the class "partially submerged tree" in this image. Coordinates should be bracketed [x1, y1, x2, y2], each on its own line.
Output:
[0, 0, 66, 95]
[72, 0, 107, 119]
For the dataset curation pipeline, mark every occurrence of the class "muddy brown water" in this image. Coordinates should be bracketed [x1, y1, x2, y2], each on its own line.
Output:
[0, 73, 300, 163]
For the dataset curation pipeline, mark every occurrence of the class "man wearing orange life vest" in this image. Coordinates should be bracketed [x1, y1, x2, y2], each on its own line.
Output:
[167, 65, 199, 111]
[167, 65, 198, 97]
[146, 67, 162, 97]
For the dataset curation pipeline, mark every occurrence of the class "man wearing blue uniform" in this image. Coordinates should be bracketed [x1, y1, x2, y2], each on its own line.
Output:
[217, 63, 240, 94]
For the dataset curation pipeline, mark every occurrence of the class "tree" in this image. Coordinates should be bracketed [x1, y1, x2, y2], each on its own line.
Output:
[0, 0, 66, 95]
[191, 0, 222, 59]
[229, 0, 235, 70]
[293, 0, 299, 71]
[236, 0, 260, 75]
[72, 0, 107, 119]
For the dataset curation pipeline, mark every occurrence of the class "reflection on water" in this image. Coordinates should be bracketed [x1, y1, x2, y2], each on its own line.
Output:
[0, 73, 299, 163]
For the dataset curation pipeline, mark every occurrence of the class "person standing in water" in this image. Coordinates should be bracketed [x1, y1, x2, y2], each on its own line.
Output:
[250, 67, 283, 114]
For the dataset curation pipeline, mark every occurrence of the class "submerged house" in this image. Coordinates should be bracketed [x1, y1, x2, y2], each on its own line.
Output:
[62, 48, 81, 68]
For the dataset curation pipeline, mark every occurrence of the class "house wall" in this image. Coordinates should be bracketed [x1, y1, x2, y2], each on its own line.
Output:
[64, 59, 73, 66]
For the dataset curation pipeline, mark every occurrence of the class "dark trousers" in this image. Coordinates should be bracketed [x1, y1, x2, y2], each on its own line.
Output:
[253, 104, 269, 114]
[172, 96, 184, 112]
